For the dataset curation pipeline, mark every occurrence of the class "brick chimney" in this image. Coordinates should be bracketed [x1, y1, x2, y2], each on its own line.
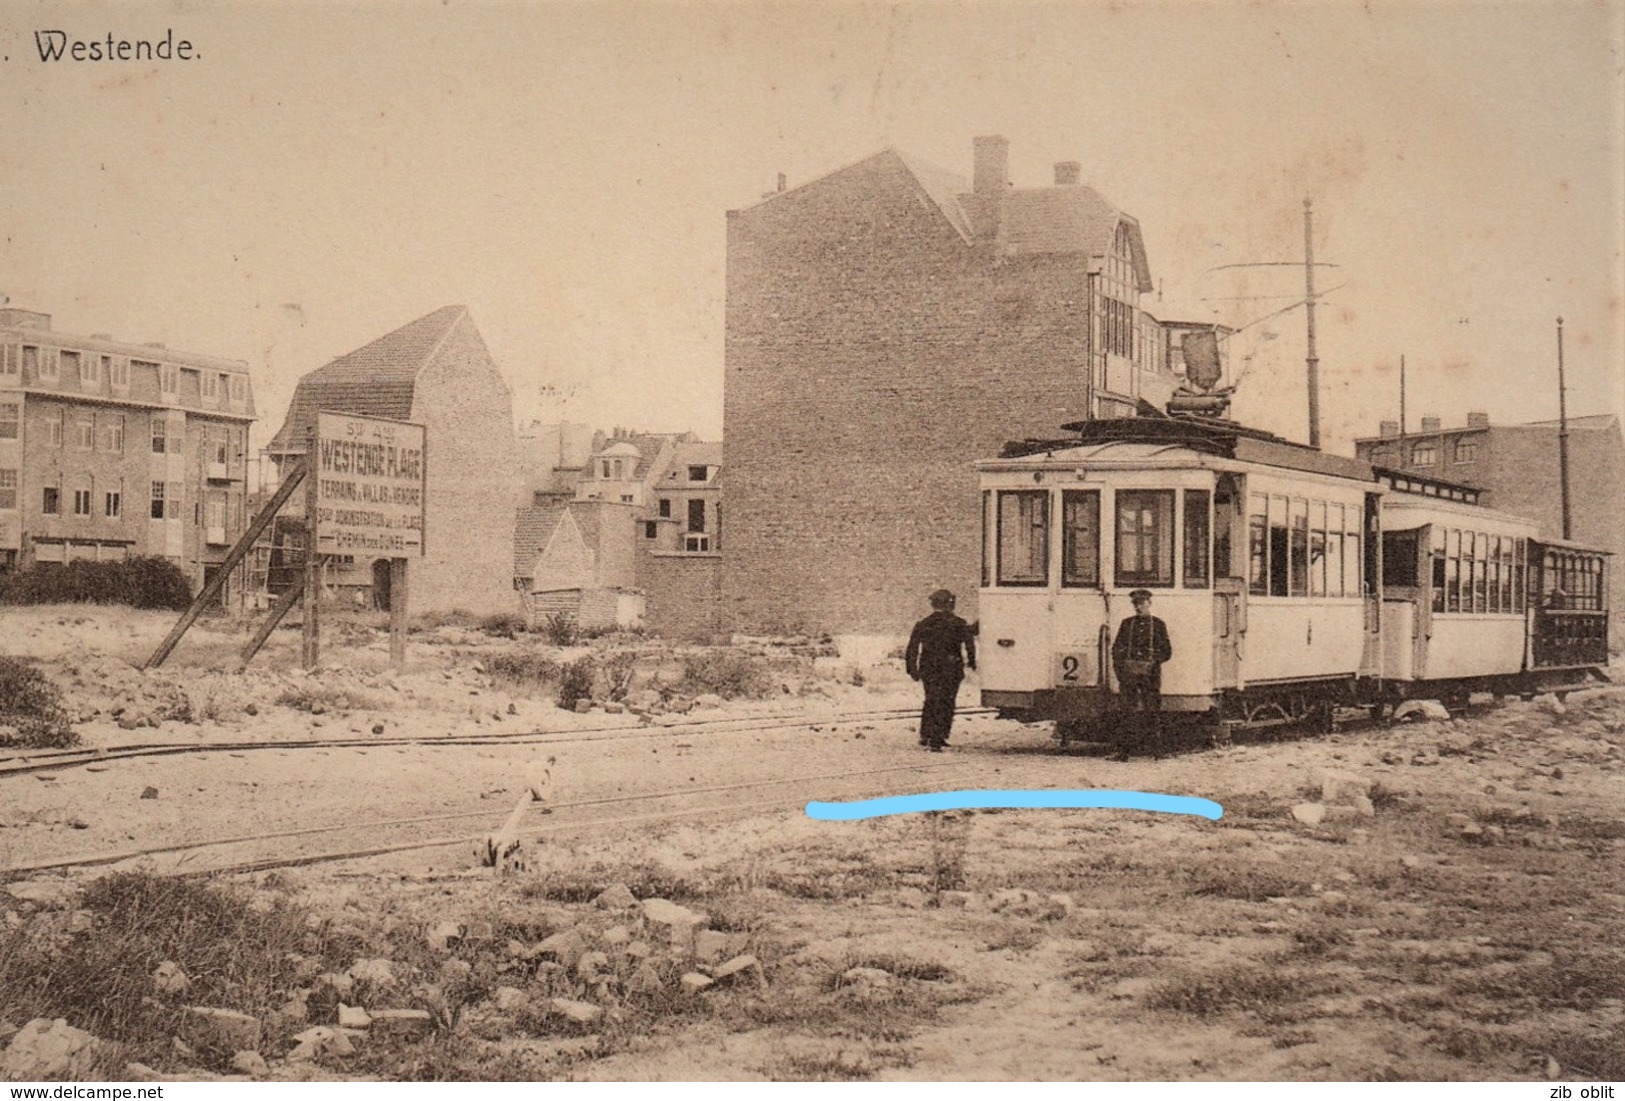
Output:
[1379, 420, 1399, 438]
[1420, 415, 1441, 433]
[1466, 411, 1490, 429]
[1054, 161, 1081, 186]
[974, 135, 1009, 195]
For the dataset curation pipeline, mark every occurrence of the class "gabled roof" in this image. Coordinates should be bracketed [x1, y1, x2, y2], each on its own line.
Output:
[514, 502, 570, 579]
[267, 306, 466, 455]
[739, 146, 1148, 280]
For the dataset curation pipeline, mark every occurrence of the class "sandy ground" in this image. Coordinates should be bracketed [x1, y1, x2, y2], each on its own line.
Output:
[2, 604, 1622, 1082]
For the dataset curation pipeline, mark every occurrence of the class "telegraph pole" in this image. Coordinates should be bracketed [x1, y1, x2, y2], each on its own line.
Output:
[1557, 317, 1572, 540]
[1399, 354, 1407, 444]
[1303, 198, 1321, 449]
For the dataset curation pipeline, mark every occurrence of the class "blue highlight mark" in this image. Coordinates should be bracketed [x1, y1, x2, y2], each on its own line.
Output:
[805, 789, 1224, 822]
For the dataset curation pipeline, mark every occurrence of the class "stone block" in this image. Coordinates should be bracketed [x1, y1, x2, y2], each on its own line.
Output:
[182, 1007, 262, 1053]
[2, 1018, 107, 1079]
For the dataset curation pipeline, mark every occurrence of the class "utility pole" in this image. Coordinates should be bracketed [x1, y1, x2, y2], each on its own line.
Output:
[1557, 317, 1572, 540]
[1303, 198, 1321, 449]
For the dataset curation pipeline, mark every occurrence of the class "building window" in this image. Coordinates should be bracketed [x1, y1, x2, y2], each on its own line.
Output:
[42, 486, 59, 515]
[688, 465, 707, 482]
[100, 414, 125, 453]
[109, 357, 128, 387]
[209, 428, 228, 465]
[229, 375, 246, 403]
[687, 498, 706, 533]
[150, 481, 165, 520]
[45, 409, 63, 447]
[37, 347, 58, 381]
[1410, 442, 1436, 466]
[152, 420, 169, 453]
[995, 490, 1049, 586]
[21, 345, 39, 379]
[83, 353, 102, 385]
[75, 418, 95, 450]
[60, 350, 82, 383]
[620, 494, 634, 504]
[167, 482, 182, 520]
[157, 363, 178, 394]
[201, 371, 219, 400]
[0, 470, 16, 510]
[0, 401, 18, 440]
[658, 498, 672, 518]
[1115, 489, 1174, 588]
[73, 488, 93, 517]
[105, 491, 121, 518]
[1453, 439, 1477, 463]
[1061, 490, 1100, 588]
[0, 345, 14, 377]
[683, 533, 711, 552]
[644, 521, 658, 539]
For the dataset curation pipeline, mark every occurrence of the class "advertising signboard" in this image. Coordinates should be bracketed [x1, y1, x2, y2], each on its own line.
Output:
[313, 411, 427, 558]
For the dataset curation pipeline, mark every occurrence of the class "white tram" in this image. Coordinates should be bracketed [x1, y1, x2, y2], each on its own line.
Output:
[975, 418, 1610, 742]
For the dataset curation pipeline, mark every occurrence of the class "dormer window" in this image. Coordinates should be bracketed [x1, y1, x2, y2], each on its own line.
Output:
[688, 465, 707, 482]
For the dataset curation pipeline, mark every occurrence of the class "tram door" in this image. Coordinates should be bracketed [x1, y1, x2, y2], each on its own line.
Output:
[1360, 492, 1384, 675]
[1211, 475, 1245, 688]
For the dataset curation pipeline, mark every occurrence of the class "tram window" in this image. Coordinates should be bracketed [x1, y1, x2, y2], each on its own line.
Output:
[1061, 490, 1100, 588]
[997, 491, 1048, 586]
[1182, 490, 1211, 589]
[1289, 498, 1309, 597]
[1382, 531, 1420, 588]
[1309, 501, 1327, 597]
[1463, 533, 1479, 613]
[1328, 504, 1344, 597]
[1430, 527, 1446, 611]
[1268, 495, 1289, 596]
[1248, 494, 1267, 596]
[1489, 536, 1503, 614]
[1115, 489, 1174, 588]
[1447, 529, 1462, 612]
[1347, 510, 1364, 597]
[980, 491, 991, 589]
[1513, 539, 1525, 613]
[1476, 534, 1490, 612]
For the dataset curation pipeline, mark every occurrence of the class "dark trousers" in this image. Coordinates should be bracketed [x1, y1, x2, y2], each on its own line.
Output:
[920, 672, 962, 746]
[1117, 675, 1164, 757]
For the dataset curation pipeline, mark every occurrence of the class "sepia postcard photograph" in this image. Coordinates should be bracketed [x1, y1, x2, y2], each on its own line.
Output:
[1, 0, 1622, 1087]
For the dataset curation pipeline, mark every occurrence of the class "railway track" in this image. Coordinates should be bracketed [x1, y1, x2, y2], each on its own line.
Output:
[0, 705, 999, 780]
[2, 755, 993, 881]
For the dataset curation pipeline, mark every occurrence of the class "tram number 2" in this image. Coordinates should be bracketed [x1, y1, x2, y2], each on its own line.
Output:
[1054, 653, 1091, 685]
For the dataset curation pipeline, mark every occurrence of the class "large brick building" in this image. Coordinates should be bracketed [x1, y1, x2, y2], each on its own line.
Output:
[1355, 412, 1624, 646]
[723, 136, 1201, 634]
[268, 306, 521, 617]
[0, 307, 255, 596]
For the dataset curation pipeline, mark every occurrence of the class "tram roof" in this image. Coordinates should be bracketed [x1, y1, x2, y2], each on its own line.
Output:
[985, 417, 1376, 483]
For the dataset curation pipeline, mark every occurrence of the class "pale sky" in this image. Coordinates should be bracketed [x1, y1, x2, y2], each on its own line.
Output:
[2, 1, 1621, 456]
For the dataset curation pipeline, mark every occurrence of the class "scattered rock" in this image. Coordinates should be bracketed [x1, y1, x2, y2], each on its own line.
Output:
[679, 972, 714, 994]
[426, 921, 464, 952]
[493, 987, 530, 1012]
[531, 927, 590, 970]
[603, 702, 625, 714]
[894, 886, 929, 910]
[4, 879, 81, 909]
[153, 960, 190, 996]
[594, 883, 638, 909]
[181, 1006, 263, 1053]
[1, 1018, 108, 1079]
[346, 959, 397, 987]
[575, 951, 611, 980]
[839, 967, 897, 1003]
[1394, 699, 1451, 723]
[1291, 803, 1327, 827]
[626, 962, 664, 995]
[547, 998, 604, 1025]
[286, 1026, 354, 1061]
[230, 1050, 269, 1078]
[1316, 768, 1370, 803]
[711, 954, 766, 988]
[336, 1004, 372, 1029]
[140, 786, 159, 799]
[640, 898, 709, 951]
[694, 694, 725, 709]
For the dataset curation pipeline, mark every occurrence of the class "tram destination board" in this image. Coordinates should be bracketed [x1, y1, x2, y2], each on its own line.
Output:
[313, 411, 427, 558]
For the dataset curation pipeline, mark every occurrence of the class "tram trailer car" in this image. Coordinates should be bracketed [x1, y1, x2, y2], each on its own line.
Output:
[974, 418, 1611, 744]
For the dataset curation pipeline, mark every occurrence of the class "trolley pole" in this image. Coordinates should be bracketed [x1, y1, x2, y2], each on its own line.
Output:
[302, 425, 321, 670]
[1303, 199, 1322, 449]
[1557, 316, 1572, 541]
[1398, 353, 1406, 446]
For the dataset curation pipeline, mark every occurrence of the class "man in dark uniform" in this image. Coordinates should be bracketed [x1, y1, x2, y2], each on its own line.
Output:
[1111, 589, 1173, 760]
[906, 589, 977, 752]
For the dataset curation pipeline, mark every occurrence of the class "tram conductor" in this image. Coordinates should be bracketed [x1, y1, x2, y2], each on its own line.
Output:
[906, 589, 977, 752]
[1111, 589, 1173, 760]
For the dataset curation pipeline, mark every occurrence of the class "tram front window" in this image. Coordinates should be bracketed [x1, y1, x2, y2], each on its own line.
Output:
[997, 490, 1049, 586]
[1116, 490, 1174, 588]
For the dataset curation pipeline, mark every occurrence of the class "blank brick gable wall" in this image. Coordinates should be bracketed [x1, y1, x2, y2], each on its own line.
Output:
[724, 150, 1095, 634]
[409, 312, 523, 617]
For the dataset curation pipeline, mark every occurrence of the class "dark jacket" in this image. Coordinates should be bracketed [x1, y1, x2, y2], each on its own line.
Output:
[1112, 613, 1172, 683]
[906, 611, 977, 681]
